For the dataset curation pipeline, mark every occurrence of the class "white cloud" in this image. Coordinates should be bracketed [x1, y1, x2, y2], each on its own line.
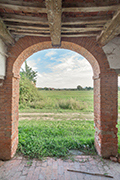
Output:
[47, 53, 92, 74]
[36, 53, 93, 88]
[37, 58, 41, 62]
[27, 60, 38, 71]
[21, 50, 93, 88]
[45, 50, 57, 57]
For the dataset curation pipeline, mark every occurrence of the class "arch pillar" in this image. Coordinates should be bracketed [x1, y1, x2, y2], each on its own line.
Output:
[0, 74, 19, 160]
[94, 70, 118, 157]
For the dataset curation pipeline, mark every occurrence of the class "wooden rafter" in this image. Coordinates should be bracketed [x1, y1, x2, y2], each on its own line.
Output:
[97, 11, 120, 46]
[0, 1, 119, 13]
[0, 2, 47, 13]
[10, 29, 50, 34]
[62, 15, 112, 25]
[0, 0, 120, 44]
[2, 13, 110, 27]
[0, 18, 14, 45]
[62, 5, 120, 13]
[45, 0, 62, 46]
[2, 14, 48, 25]
[62, 27, 102, 32]
[12, 32, 50, 37]
[11, 31, 98, 38]
[61, 34, 97, 37]
[9, 27, 101, 34]
[8, 25, 49, 31]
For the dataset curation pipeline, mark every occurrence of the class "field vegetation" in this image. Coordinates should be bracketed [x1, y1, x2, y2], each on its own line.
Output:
[18, 118, 95, 159]
[18, 67, 120, 159]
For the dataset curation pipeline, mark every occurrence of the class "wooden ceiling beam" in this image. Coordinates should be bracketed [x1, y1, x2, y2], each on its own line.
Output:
[9, 27, 101, 34]
[2, 14, 48, 25]
[62, 15, 112, 25]
[0, 0, 45, 8]
[62, 2, 120, 7]
[0, 18, 15, 45]
[62, 27, 102, 32]
[8, 25, 49, 30]
[2, 13, 109, 26]
[62, 20, 107, 26]
[62, 5, 120, 13]
[12, 32, 50, 37]
[0, 1, 119, 13]
[11, 31, 98, 38]
[97, 11, 120, 46]
[0, 2, 47, 13]
[61, 34, 97, 37]
[45, 0, 62, 47]
[10, 29, 50, 33]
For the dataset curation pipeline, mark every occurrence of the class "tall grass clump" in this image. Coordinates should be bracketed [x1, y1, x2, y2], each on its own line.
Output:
[56, 98, 87, 110]
[19, 76, 43, 109]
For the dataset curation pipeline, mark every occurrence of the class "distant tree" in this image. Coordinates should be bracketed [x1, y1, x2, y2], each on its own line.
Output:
[77, 85, 83, 90]
[85, 86, 93, 90]
[44, 87, 49, 90]
[20, 61, 37, 84]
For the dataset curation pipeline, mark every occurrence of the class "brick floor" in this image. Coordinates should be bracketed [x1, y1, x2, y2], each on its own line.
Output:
[0, 155, 120, 180]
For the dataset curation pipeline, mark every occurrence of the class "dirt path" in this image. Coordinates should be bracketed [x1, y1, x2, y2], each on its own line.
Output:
[19, 112, 120, 121]
[19, 112, 94, 121]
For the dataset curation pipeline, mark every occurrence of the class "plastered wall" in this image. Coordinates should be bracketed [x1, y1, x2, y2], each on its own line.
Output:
[102, 37, 120, 70]
[0, 38, 7, 80]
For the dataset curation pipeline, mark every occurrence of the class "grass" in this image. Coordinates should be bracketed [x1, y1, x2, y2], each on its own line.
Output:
[118, 91, 120, 114]
[18, 90, 120, 158]
[19, 90, 93, 113]
[117, 121, 120, 154]
[18, 118, 96, 159]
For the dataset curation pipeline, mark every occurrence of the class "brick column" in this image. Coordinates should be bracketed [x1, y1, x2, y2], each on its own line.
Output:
[0, 75, 19, 160]
[94, 71, 118, 158]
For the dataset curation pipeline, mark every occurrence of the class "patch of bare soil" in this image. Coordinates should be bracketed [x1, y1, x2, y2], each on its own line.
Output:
[19, 112, 94, 121]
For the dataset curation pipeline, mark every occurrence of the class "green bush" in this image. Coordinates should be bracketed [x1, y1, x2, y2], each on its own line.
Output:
[19, 76, 43, 108]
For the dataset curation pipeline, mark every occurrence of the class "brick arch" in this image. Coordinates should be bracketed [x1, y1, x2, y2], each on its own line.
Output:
[7, 36, 110, 77]
[12, 40, 100, 77]
[0, 36, 118, 160]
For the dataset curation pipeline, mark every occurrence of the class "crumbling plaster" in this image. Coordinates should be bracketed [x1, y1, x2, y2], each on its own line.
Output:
[0, 38, 7, 80]
[102, 37, 120, 71]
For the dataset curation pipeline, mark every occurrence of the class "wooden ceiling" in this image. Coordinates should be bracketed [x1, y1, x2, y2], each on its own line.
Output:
[0, 0, 120, 47]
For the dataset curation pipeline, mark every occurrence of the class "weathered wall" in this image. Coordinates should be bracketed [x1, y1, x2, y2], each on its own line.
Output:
[0, 39, 7, 80]
[102, 37, 120, 70]
[0, 36, 118, 159]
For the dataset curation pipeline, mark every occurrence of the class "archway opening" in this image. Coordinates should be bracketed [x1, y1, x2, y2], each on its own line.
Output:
[18, 48, 96, 158]
[1, 38, 118, 160]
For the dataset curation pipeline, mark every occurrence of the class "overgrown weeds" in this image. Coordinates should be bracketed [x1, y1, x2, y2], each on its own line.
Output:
[56, 98, 87, 110]
[18, 119, 96, 159]
[19, 89, 94, 112]
[19, 76, 43, 109]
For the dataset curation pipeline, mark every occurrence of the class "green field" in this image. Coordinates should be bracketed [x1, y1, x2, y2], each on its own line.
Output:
[19, 90, 93, 113]
[18, 90, 120, 158]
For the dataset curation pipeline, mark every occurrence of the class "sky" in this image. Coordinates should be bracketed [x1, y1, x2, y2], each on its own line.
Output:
[21, 48, 120, 88]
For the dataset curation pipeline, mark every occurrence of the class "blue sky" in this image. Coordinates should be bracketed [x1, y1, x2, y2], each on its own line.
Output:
[21, 49, 94, 88]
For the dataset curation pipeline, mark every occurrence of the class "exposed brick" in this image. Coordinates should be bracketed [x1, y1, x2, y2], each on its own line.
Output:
[0, 36, 118, 160]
